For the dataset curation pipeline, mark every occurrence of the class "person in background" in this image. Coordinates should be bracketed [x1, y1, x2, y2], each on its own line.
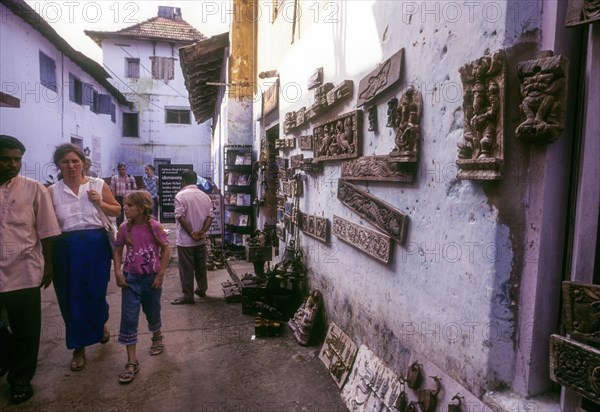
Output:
[83, 158, 98, 177]
[142, 164, 159, 219]
[48, 144, 121, 372]
[111, 163, 136, 227]
[171, 170, 214, 305]
[0, 135, 61, 404]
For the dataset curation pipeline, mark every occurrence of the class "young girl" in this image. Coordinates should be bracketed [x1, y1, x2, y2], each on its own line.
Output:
[114, 191, 171, 384]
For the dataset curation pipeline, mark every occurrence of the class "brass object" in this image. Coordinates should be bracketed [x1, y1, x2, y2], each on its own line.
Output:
[417, 376, 441, 412]
[562, 281, 600, 344]
[332, 215, 392, 264]
[390, 86, 422, 163]
[565, 0, 600, 26]
[395, 382, 408, 412]
[406, 361, 422, 389]
[357, 48, 404, 107]
[448, 393, 463, 412]
[516, 51, 568, 144]
[313, 110, 362, 162]
[457, 49, 505, 180]
[549, 334, 600, 403]
[406, 401, 419, 412]
[337, 179, 408, 244]
[341, 155, 414, 183]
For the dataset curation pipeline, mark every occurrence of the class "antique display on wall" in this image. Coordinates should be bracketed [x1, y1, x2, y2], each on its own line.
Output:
[332, 215, 392, 264]
[308, 83, 335, 120]
[341, 345, 403, 411]
[313, 110, 362, 162]
[290, 154, 304, 169]
[326, 80, 354, 107]
[301, 158, 320, 173]
[319, 322, 358, 388]
[516, 51, 569, 144]
[550, 334, 600, 403]
[357, 48, 404, 107]
[300, 213, 328, 243]
[386, 97, 399, 127]
[308, 67, 323, 90]
[283, 112, 297, 134]
[389, 86, 422, 163]
[275, 137, 296, 150]
[262, 79, 279, 117]
[562, 281, 600, 344]
[565, 0, 600, 26]
[299, 135, 313, 150]
[282, 178, 303, 197]
[341, 156, 414, 183]
[337, 179, 408, 244]
[367, 105, 378, 132]
[275, 156, 288, 170]
[457, 49, 505, 180]
[288, 289, 322, 345]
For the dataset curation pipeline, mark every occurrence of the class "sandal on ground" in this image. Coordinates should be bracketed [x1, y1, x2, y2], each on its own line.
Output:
[70, 349, 86, 372]
[150, 335, 164, 356]
[101, 325, 110, 344]
[11, 384, 33, 404]
[118, 361, 140, 384]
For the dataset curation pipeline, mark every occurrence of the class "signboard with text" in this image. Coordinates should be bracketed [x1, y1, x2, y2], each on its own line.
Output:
[208, 194, 223, 236]
[159, 164, 193, 223]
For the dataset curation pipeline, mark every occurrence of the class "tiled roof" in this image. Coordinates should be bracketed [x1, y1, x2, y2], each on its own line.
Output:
[85, 16, 207, 46]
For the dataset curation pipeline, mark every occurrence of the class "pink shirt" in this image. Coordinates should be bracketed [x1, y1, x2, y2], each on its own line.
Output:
[116, 219, 168, 275]
[0, 176, 61, 292]
[175, 185, 214, 247]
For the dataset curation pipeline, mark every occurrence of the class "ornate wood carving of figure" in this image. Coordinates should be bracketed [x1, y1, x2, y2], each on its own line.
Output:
[457, 49, 505, 180]
[313, 110, 362, 162]
[332, 215, 392, 263]
[390, 86, 422, 163]
[386, 97, 399, 127]
[288, 290, 322, 346]
[284, 112, 297, 134]
[562, 282, 600, 344]
[367, 105, 378, 132]
[516, 51, 569, 144]
[566, 0, 600, 26]
[341, 156, 413, 182]
[357, 48, 404, 107]
[299, 135, 313, 150]
[337, 179, 408, 244]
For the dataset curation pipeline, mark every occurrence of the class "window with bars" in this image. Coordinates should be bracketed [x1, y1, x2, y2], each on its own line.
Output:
[123, 113, 139, 137]
[69, 73, 83, 104]
[39, 51, 57, 91]
[165, 108, 191, 124]
[126, 58, 140, 79]
[150, 56, 175, 81]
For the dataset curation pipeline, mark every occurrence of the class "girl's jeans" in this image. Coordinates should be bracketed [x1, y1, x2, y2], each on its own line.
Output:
[118, 273, 162, 345]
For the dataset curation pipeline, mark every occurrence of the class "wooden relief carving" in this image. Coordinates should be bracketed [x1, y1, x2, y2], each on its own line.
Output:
[566, 0, 600, 26]
[562, 281, 600, 344]
[300, 213, 328, 242]
[299, 135, 313, 150]
[301, 158, 320, 173]
[295, 107, 306, 127]
[313, 82, 334, 114]
[308, 67, 323, 90]
[326, 80, 354, 107]
[276, 138, 296, 150]
[262, 79, 279, 117]
[275, 156, 288, 170]
[390, 86, 422, 163]
[516, 51, 569, 144]
[386, 97, 399, 127]
[341, 156, 414, 183]
[282, 179, 303, 197]
[319, 322, 358, 388]
[457, 49, 505, 180]
[367, 105, 378, 132]
[290, 154, 304, 169]
[550, 334, 600, 403]
[337, 179, 408, 244]
[357, 48, 404, 107]
[332, 215, 391, 264]
[313, 110, 362, 162]
[284, 112, 296, 134]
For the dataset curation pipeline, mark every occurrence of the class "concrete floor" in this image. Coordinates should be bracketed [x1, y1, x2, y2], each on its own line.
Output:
[0, 229, 347, 411]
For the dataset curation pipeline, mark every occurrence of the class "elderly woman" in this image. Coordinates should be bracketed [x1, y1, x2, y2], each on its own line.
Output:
[48, 144, 121, 371]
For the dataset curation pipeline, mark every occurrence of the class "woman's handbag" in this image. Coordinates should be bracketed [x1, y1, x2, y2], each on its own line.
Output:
[95, 203, 118, 252]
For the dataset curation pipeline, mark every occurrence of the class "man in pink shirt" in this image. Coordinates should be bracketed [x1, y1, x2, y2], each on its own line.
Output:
[0, 135, 61, 404]
[172, 170, 214, 304]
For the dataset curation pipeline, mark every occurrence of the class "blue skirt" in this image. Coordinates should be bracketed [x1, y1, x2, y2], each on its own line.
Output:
[53, 228, 111, 349]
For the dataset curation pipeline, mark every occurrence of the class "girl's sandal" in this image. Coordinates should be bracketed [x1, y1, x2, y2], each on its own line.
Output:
[118, 361, 139, 384]
[150, 335, 164, 356]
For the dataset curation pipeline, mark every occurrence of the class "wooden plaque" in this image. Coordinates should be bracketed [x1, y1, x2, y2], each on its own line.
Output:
[313, 110, 362, 162]
[357, 48, 404, 107]
[562, 281, 600, 344]
[565, 0, 600, 27]
[341, 156, 414, 182]
[262, 79, 279, 117]
[319, 322, 358, 388]
[332, 215, 392, 264]
[299, 135, 313, 150]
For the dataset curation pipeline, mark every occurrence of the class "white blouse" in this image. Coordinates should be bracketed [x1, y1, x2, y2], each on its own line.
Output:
[51, 178, 105, 232]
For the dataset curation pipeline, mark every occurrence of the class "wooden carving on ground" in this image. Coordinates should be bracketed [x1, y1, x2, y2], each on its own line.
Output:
[389, 86, 422, 163]
[565, 0, 600, 26]
[313, 110, 361, 162]
[299, 135, 313, 150]
[562, 281, 600, 344]
[516, 51, 569, 144]
[300, 213, 328, 242]
[319, 322, 358, 388]
[357, 48, 404, 107]
[341, 156, 413, 182]
[337, 179, 408, 244]
[457, 49, 505, 180]
[332, 215, 392, 264]
[550, 334, 600, 403]
[288, 290, 322, 346]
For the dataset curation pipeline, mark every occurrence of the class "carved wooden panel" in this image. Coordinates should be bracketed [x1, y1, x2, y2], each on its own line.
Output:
[357, 48, 404, 107]
[301, 158, 320, 173]
[516, 52, 569, 144]
[313, 110, 362, 162]
[275, 156, 288, 170]
[367, 105, 378, 132]
[290, 154, 304, 169]
[299, 135, 313, 150]
[337, 179, 408, 244]
[333, 215, 392, 264]
[319, 322, 358, 388]
[457, 49, 506, 180]
[566, 0, 600, 26]
[386, 97, 399, 128]
[295, 107, 306, 127]
[562, 281, 600, 344]
[390, 86, 422, 163]
[262, 79, 279, 117]
[326, 80, 353, 107]
[308, 67, 323, 90]
[283, 112, 296, 134]
[300, 213, 328, 242]
[550, 334, 600, 403]
[276, 137, 296, 150]
[341, 156, 413, 182]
